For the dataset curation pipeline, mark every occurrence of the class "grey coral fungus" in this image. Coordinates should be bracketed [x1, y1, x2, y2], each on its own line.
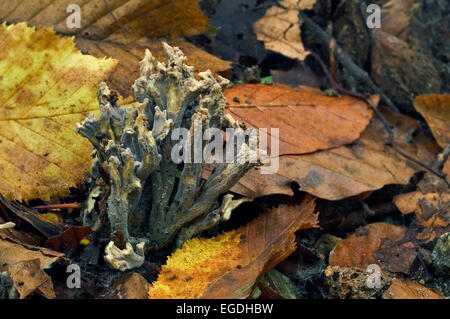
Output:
[77, 43, 261, 270]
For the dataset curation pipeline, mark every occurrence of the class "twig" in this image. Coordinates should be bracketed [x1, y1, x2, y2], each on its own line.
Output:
[306, 39, 449, 186]
[33, 203, 82, 210]
[300, 12, 400, 113]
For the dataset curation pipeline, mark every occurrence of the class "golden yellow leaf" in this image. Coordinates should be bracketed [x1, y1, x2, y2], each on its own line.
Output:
[149, 195, 318, 299]
[0, 23, 117, 201]
[253, 0, 316, 60]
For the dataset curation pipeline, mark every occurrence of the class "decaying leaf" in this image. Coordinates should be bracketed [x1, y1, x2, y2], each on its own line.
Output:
[224, 84, 374, 155]
[0, 23, 117, 201]
[149, 196, 319, 299]
[394, 191, 450, 242]
[253, 0, 316, 60]
[8, 258, 55, 299]
[0, 0, 230, 99]
[382, 279, 443, 299]
[0, 238, 62, 272]
[222, 107, 440, 200]
[108, 273, 150, 299]
[329, 222, 407, 269]
[413, 94, 450, 148]
[0, 0, 209, 40]
[0, 236, 64, 298]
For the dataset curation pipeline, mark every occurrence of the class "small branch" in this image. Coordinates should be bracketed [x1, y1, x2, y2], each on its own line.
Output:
[32, 203, 82, 210]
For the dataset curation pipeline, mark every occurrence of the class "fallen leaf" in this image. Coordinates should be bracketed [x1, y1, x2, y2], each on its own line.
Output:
[1, 0, 231, 99]
[0, 238, 62, 272]
[413, 94, 450, 148]
[8, 258, 55, 299]
[0, 0, 209, 40]
[76, 37, 232, 98]
[224, 84, 374, 155]
[222, 106, 440, 200]
[108, 273, 150, 299]
[394, 191, 450, 242]
[253, 0, 316, 60]
[329, 222, 407, 269]
[381, 0, 414, 40]
[383, 279, 443, 299]
[149, 195, 319, 299]
[373, 239, 417, 274]
[371, 30, 441, 114]
[45, 226, 91, 252]
[0, 23, 117, 201]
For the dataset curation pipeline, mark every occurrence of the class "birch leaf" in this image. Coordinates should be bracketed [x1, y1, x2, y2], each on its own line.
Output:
[0, 23, 117, 201]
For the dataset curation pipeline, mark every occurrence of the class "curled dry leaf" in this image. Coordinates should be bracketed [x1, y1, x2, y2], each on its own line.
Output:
[381, 0, 414, 40]
[253, 0, 316, 60]
[413, 94, 450, 148]
[329, 222, 407, 269]
[0, 23, 117, 201]
[383, 279, 443, 299]
[8, 258, 55, 299]
[394, 191, 450, 242]
[222, 106, 440, 200]
[224, 84, 374, 155]
[149, 196, 319, 299]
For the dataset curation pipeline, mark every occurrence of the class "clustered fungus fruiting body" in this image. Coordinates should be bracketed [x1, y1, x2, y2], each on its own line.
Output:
[77, 43, 261, 270]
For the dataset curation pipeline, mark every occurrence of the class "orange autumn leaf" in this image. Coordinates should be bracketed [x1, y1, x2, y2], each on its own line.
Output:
[413, 94, 450, 148]
[217, 106, 440, 200]
[383, 279, 443, 299]
[224, 84, 374, 156]
[149, 196, 319, 299]
[329, 222, 407, 269]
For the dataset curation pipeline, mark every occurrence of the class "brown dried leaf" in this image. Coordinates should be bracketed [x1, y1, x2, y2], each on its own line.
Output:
[223, 107, 440, 200]
[109, 273, 150, 299]
[149, 196, 319, 299]
[413, 94, 450, 148]
[0, 0, 209, 40]
[381, 0, 414, 40]
[394, 191, 450, 242]
[383, 279, 443, 299]
[8, 258, 55, 299]
[329, 222, 407, 269]
[0, 238, 62, 273]
[253, 0, 316, 60]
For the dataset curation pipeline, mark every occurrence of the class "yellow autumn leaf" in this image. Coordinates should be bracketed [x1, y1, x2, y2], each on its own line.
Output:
[149, 195, 319, 299]
[0, 23, 117, 201]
